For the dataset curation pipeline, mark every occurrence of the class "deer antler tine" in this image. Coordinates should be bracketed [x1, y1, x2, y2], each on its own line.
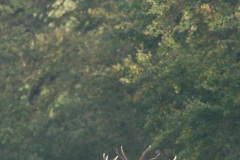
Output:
[149, 152, 160, 160]
[173, 156, 177, 160]
[116, 148, 125, 160]
[121, 146, 128, 160]
[103, 153, 108, 160]
[113, 156, 119, 160]
[139, 145, 152, 160]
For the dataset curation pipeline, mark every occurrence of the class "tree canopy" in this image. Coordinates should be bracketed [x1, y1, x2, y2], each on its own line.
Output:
[1, 0, 239, 159]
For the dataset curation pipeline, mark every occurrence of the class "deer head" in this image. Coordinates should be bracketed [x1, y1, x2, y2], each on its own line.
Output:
[103, 145, 177, 160]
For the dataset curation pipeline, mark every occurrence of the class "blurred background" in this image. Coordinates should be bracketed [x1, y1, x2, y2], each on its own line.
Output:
[0, 0, 239, 159]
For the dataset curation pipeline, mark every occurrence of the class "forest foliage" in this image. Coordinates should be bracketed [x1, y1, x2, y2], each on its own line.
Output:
[0, 0, 239, 160]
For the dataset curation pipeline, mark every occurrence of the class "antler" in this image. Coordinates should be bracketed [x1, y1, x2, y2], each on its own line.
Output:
[139, 145, 161, 160]
[117, 145, 160, 160]
[103, 153, 118, 160]
[115, 146, 128, 160]
[103, 145, 176, 160]
[103, 153, 108, 160]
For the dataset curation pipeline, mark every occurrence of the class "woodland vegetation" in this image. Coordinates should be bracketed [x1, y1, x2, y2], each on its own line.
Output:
[0, 0, 239, 159]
